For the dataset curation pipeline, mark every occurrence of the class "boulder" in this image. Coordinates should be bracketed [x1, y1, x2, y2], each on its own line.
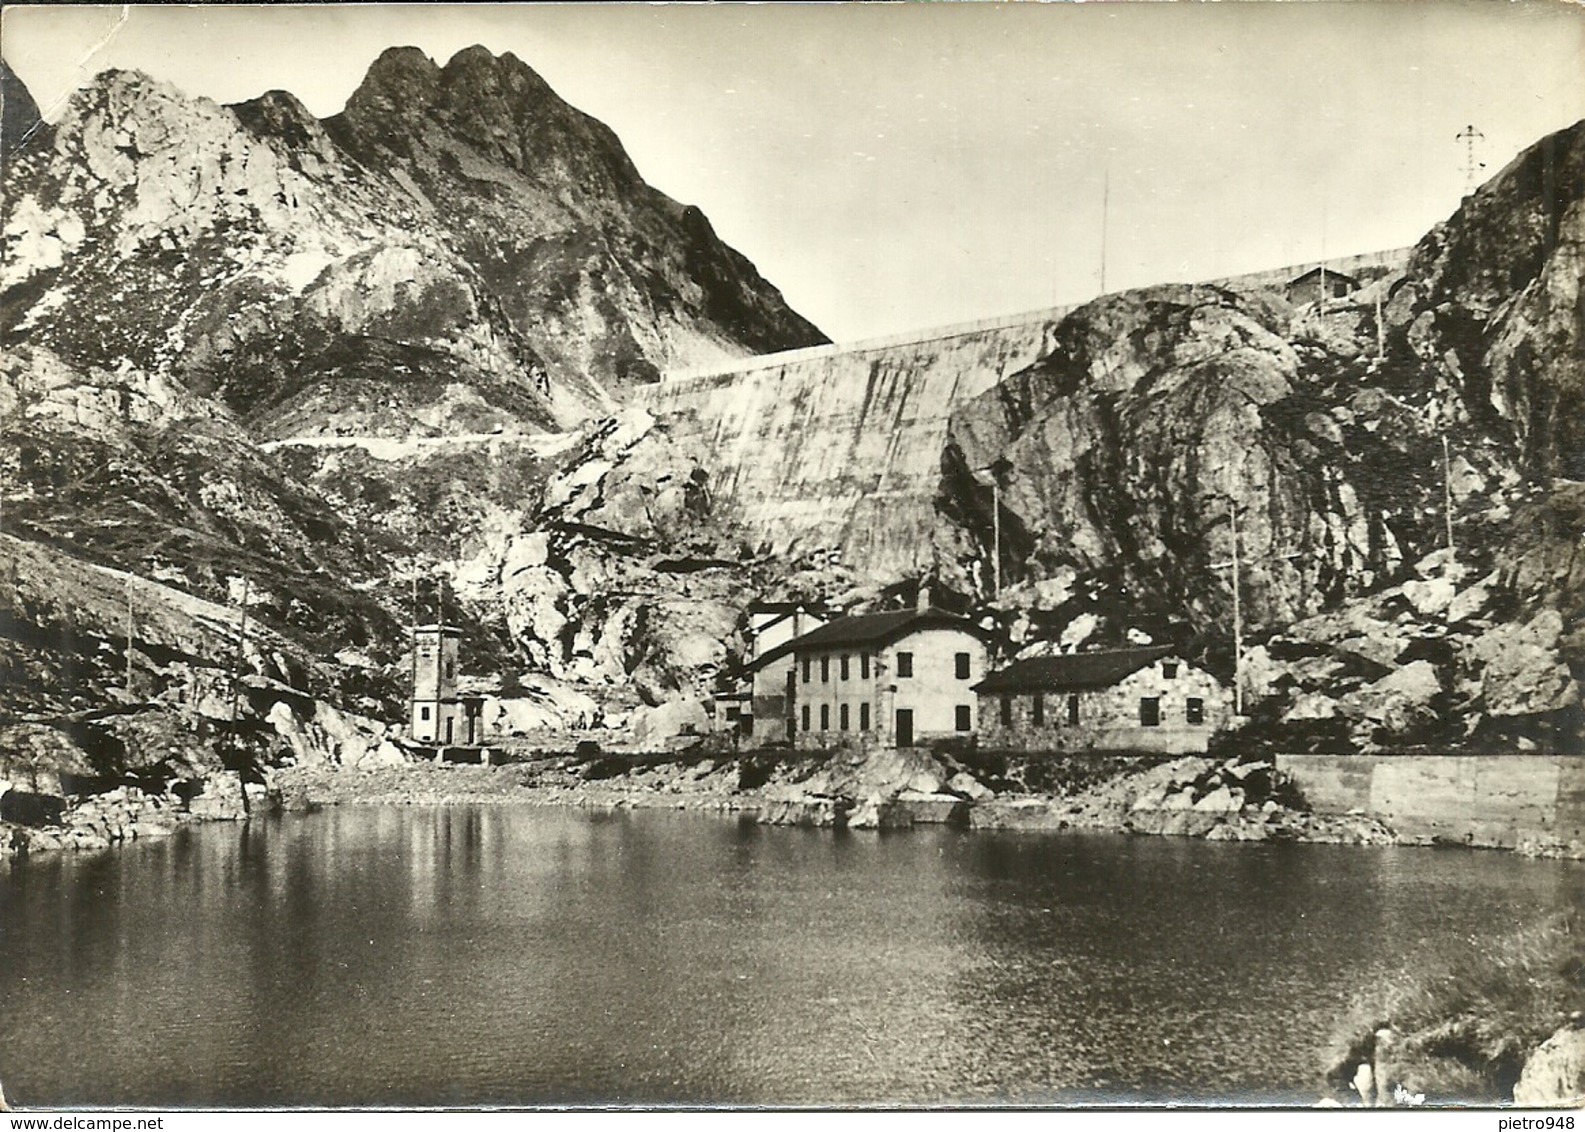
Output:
[1401, 577, 1456, 618]
[755, 797, 844, 828]
[1340, 660, 1442, 740]
[1193, 785, 1244, 813]
[186, 771, 247, 821]
[631, 699, 709, 749]
[1446, 573, 1496, 624]
[1469, 611, 1581, 718]
[946, 770, 994, 801]
[848, 794, 914, 830]
[1513, 1024, 1585, 1107]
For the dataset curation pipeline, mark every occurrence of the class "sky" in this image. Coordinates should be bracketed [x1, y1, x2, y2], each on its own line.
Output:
[4, 2, 1584, 343]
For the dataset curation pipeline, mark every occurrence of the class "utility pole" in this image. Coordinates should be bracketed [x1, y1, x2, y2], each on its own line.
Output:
[1442, 435, 1456, 558]
[125, 576, 135, 699]
[1456, 124, 1485, 192]
[1376, 291, 1386, 361]
[992, 478, 1001, 600]
[1227, 506, 1243, 716]
[1099, 166, 1110, 296]
[230, 578, 250, 724]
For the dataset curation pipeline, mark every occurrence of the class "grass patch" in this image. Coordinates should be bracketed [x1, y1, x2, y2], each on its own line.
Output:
[1325, 910, 1585, 1104]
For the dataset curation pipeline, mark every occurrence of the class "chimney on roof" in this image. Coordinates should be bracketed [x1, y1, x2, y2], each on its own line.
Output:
[916, 580, 931, 612]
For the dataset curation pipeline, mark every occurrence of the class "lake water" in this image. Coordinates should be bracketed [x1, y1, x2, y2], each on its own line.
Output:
[2, 806, 1580, 1107]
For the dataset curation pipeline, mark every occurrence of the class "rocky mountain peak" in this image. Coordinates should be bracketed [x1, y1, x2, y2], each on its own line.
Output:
[321, 43, 825, 394]
[334, 43, 641, 191]
[231, 88, 343, 171]
[339, 45, 443, 122]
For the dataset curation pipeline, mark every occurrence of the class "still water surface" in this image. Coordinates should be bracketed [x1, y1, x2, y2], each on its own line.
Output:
[2, 806, 1580, 1107]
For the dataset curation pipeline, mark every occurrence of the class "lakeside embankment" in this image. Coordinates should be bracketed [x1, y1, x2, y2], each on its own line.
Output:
[267, 747, 1402, 844]
[9, 746, 1583, 860]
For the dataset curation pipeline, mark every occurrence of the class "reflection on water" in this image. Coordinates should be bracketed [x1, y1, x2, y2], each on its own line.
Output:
[2, 807, 1579, 1107]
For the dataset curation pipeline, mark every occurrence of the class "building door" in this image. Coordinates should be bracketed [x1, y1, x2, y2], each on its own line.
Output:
[445, 717, 454, 745]
[895, 708, 913, 747]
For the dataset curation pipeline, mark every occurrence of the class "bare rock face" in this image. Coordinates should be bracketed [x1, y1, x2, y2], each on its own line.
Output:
[941, 283, 1440, 654]
[1512, 1024, 1585, 1107]
[1388, 120, 1585, 480]
[324, 46, 826, 398]
[3, 68, 565, 441]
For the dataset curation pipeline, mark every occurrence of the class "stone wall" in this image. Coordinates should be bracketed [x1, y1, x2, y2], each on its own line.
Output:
[1275, 753, 1585, 853]
[978, 660, 1231, 754]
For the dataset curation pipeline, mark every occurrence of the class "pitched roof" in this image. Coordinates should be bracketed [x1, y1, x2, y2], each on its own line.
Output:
[1287, 265, 1358, 286]
[748, 609, 986, 671]
[972, 646, 1178, 693]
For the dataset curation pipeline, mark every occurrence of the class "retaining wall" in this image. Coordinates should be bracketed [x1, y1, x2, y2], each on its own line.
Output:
[1275, 753, 1585, 852]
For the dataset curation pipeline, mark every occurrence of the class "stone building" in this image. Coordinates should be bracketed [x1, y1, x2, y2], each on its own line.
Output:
[1285, 266, 1359, 306]
[410, 624, 484, 745]
[749, 609, 990, 749]
[974, 646, 1230, 754]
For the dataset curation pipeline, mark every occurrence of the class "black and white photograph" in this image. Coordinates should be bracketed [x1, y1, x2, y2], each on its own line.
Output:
[1, 0, 1583, 1111]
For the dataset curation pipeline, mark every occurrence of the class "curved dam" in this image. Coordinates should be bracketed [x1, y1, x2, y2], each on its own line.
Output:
[631, 247, 1413, 583]
[632, 305, 1078, 580]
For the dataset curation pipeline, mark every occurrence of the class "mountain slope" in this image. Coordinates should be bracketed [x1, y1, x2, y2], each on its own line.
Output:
[934, 117, 1585, 750]
[323, 46, 826, 396]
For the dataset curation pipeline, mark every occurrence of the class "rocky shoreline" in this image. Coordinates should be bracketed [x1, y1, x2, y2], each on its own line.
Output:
[244, 749, 1402, 841]
[9, 745, 1573, 861]
[1, 770, 260, 858]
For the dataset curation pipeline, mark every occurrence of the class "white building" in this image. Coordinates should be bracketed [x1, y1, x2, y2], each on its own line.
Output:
[749, 609, 990, 749]
[728, 601, 832, 738]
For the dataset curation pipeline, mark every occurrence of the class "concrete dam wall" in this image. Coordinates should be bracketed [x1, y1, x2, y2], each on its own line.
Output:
[633, 246, 1412, 582]
[633, 307, 1078, 578]
[1276, 753, 1585, 854]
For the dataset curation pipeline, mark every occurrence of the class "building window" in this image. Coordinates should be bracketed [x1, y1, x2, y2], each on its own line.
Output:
[1140, 697, 1161, 727]
[1186, 697, 1205, 725]
[1068, 694, 1080, 725]
[820, 704, 830, 731]
[896, 651, 914, 678]
[801, 704, 811, 732]
[1163, 662, 1179, 679]
[420, 706, 431, 721]
[444, 659, 454, 680]
[1032, 693, 1045, 726]
[861, 654, 870, 680]
[1000, 694, 1012, 726]
[802, 658, 811, 684]
[860, 703, 870, 731]
[821, 656, 830, 683]
[955, 705, 972, 732]
[955, 652, 971, 679]
[840, 654, 850, 681]
[839, 703, 850, 731]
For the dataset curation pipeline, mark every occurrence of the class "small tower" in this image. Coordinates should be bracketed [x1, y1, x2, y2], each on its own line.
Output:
[411, 623, 466, 744]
